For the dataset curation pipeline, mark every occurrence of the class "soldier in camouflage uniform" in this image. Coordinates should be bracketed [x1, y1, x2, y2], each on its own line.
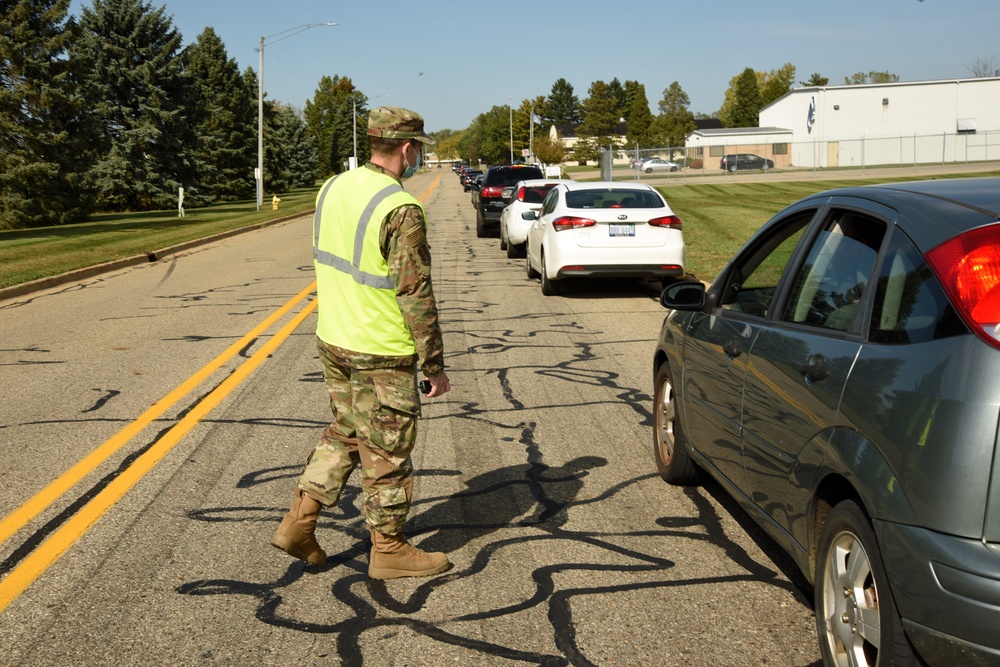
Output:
[271, 107, 452, 579]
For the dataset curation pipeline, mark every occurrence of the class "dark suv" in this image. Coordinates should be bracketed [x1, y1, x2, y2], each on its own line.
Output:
[475, 164, 543, 237]
[719, 153, 774, 172]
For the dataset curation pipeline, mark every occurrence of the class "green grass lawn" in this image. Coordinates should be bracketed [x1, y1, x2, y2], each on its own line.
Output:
[0, 187, 318, 290]
[2, 172, 998, 292]
[658, 173, 1000, 282]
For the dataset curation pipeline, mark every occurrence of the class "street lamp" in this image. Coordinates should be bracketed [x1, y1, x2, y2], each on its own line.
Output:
[352, 94, 390, 169]
[257, 22, 337, 211]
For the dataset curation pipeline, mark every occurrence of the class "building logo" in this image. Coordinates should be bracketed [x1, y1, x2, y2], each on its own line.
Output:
[807, 96, 816, 134]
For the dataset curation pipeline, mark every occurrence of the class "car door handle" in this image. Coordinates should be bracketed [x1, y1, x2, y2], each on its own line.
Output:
[723, 338, 742, 359]
[799, 355, 831, 383]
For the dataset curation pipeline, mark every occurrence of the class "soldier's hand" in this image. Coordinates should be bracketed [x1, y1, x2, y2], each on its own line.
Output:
[425, 372, 450, 398]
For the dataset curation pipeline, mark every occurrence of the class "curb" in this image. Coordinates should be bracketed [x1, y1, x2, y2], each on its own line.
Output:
[0, 210, 314, 302]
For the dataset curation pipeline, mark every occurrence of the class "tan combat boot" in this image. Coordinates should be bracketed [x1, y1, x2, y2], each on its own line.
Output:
[368, 527, 450, 580]
[270, 489, 327, 566]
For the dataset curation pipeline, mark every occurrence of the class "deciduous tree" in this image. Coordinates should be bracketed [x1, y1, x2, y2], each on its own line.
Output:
[760, 63, 796, 107]
[532, 132, 566, 166]
[655, 81, 696, 148]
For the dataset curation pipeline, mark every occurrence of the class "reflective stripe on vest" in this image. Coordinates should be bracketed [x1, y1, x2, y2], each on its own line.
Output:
[312, 174, 399, 290]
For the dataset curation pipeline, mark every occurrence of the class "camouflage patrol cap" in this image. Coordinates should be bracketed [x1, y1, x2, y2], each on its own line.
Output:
[367, 106, 435, 145]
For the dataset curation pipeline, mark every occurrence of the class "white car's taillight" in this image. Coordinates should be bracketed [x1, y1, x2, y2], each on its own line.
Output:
[648, 215, 683, 229]
[552, 216, 596, 232]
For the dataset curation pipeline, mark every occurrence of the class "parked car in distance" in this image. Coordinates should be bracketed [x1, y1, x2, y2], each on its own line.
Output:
[469, 173, 485, 208]
[652, 177, 1000, 667]
[524, 181, 685, 295]
[462, 169, 483, 192]
[475, 163, 544, 237]
[638, 157, 680, 173]
[499, 179, 575, 258]
[719, 153, 774, 172]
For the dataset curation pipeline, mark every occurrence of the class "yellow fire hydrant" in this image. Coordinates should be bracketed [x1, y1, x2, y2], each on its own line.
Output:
[272, 195, 281, 211]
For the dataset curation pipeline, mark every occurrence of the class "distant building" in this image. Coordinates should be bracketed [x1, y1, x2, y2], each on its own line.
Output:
[686, 76, 1000, 169]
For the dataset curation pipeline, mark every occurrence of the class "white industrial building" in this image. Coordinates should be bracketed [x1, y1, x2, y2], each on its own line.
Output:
[687, 76, 1000, 170]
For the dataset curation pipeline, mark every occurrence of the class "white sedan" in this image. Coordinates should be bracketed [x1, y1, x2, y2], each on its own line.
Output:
[499, 178, 575, 258]
[524, 182, 685, 295]
[637, 158, 680, 173]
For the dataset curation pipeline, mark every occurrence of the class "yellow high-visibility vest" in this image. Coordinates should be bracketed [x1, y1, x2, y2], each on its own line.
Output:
[312, 168, 423, 356]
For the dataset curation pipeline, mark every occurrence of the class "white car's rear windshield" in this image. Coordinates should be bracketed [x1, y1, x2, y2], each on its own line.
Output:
[566, 189, 665, 209]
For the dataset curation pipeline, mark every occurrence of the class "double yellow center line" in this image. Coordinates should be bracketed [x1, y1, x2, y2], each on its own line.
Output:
[0, 173, 442, 612]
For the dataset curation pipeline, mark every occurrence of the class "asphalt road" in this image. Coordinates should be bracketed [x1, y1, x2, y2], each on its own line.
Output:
[0, 170, 821, 666]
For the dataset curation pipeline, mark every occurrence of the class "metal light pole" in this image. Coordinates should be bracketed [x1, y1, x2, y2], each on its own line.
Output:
[256, 22, 337, 211]
[352, 94, 390, 169]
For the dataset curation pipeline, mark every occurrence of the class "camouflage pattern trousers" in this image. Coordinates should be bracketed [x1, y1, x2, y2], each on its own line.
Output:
[297, 340, 421, 535]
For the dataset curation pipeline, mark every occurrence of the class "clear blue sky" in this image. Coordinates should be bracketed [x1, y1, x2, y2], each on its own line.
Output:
[69, 0, 999, 133]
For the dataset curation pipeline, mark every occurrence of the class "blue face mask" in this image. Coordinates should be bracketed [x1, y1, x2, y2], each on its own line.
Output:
[402, 143, 418, 179]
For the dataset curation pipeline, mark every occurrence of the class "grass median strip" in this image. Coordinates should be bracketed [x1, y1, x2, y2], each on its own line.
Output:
[4, 171, 995, 295]
[0, 187, 318, 291]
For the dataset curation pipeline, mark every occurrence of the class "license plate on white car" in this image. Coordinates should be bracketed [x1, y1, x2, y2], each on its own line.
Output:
[609, 224, 635, 237]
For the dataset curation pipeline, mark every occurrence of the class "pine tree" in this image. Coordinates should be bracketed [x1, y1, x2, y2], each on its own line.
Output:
[579, 80, 621, 149]
[0, 0, 87, 229]
[268, 104, 317, 191]
[184, 27, 256, 201]
[546, 78, 581, 126]
[729, 68, 762, 128]
[304, 75, 359, 177]
[71, 0, 200, 211]
[623, 83, 655, 148]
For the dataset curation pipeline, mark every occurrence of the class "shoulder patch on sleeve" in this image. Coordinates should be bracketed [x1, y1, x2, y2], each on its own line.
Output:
[405, 225, 426, 248]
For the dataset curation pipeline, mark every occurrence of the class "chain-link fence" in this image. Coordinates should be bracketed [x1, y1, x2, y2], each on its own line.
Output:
[599, 130, 1000, 179]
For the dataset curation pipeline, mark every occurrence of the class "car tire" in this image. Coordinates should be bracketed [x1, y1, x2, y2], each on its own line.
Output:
[507, 241, 522, 259]
[540, 251, 559, 296]
[670, 166, 678, 172]
[645, 168, 653, 174]
[500, 231, 508, 251]
[652, 363, 700, 484]
[476, 213, 486, 239]
[526, 246, 539, 279]
[728, 165, 738, 173]
[815, 500, 919, 667]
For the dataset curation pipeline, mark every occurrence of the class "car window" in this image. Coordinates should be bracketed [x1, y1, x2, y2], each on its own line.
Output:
[720, 208, 815, 317]
[522, 186, 554, 204]
[489, 167, 543, 186]
[565, 189, 664, 209]
[781, 210, 887, 332]
[868, 228, 967, 344]
[541, 188, 559, 215]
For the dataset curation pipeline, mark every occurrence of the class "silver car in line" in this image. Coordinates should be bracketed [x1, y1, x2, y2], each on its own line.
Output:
[653, 178, 1000, 666]
[637, 157, 681, 173]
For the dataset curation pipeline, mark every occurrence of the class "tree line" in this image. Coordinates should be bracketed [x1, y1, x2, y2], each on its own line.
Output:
[434, 65, 920, 167]
[2, 0, 930, 230]
[1, 0, 372, 230]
